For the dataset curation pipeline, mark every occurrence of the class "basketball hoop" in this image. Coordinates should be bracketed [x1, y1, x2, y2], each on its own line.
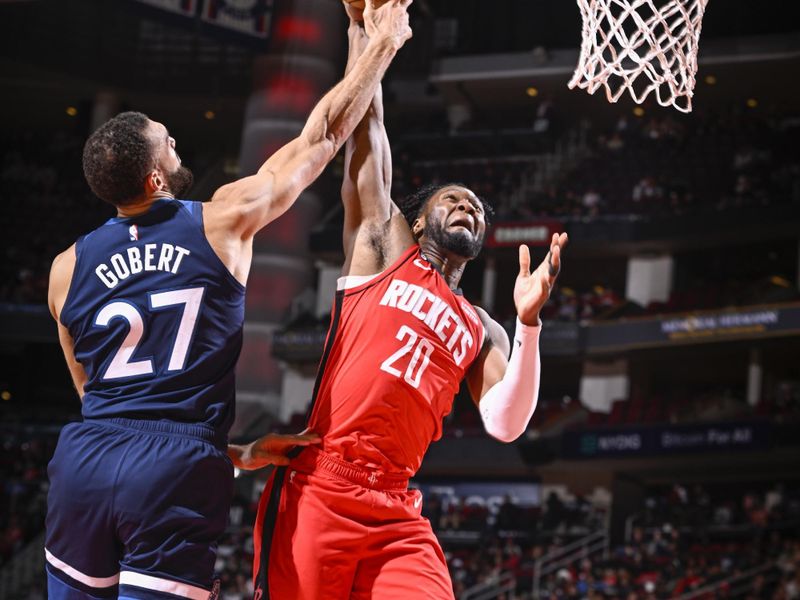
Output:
[569, 0, 709, 113]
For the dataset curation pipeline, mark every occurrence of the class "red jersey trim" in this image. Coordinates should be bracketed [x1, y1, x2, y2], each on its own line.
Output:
[253, 465, 287, 598]
[305, 292, 345, 429]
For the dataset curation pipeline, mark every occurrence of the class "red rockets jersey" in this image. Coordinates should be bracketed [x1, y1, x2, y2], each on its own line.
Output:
[307, 245, 486, 478]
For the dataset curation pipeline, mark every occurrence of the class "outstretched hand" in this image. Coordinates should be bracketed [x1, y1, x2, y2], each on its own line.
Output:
[228, 430, 321, 471]
[513, 232, 569, 326]
[364, 0, 413, 50]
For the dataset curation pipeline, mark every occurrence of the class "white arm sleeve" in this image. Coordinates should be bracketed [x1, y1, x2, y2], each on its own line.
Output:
[479, 318, 542, 443]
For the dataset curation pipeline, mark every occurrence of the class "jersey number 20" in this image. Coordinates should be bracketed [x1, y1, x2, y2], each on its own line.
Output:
[93, 287, 205, 380]
[380, 325, 434, 389]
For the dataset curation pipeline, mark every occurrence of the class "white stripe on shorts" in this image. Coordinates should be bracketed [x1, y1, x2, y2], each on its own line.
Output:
[119, 571, 210, 600]
[45, 548, 120, 588]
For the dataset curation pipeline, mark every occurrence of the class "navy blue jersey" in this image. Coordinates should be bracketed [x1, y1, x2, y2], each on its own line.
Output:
[59, 199, 244, 436]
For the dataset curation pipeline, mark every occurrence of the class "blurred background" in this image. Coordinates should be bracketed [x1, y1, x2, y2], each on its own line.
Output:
[1, 0, 799, 598]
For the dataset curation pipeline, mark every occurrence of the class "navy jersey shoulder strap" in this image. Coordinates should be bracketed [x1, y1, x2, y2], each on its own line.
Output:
[176, 200, 203, 228]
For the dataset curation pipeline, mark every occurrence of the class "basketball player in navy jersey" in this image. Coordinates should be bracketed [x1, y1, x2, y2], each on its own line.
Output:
[44, 2, 412, 599]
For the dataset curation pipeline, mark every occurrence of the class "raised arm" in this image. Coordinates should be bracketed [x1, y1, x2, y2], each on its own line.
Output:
[340, 6, 416, 277]
[466, 234, 568, 442]
[203, 0, 412, 283]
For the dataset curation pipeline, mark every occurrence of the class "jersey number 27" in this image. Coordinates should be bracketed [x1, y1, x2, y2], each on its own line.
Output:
[93, 286, 205, 380]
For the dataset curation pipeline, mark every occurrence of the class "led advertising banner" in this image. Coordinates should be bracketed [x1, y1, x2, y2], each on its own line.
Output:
[564, 421, 772, 459]
[586, 303, 800, 353]
[485, 221, 564, 248]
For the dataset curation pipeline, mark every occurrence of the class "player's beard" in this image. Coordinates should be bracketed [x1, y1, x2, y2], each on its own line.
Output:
[164, 165, 194, 198]
[425, 218, 484, 260]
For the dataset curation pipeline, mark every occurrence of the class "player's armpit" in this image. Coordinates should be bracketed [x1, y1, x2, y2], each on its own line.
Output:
[342, 209, 416, 277]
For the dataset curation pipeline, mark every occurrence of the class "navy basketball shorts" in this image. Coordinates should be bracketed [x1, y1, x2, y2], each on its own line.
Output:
[45, 418, 234, 600]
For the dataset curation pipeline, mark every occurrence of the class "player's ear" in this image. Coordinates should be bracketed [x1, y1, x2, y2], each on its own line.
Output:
[412, 217, 424, 239]
[144, 170, 163, 195]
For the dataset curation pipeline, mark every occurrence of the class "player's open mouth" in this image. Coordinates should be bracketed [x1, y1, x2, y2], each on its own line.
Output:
[449, 217, 474, 233]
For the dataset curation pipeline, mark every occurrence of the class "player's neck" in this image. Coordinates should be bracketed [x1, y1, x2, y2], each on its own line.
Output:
[419, 244, 466, 290]
[116, 191, 175, 218]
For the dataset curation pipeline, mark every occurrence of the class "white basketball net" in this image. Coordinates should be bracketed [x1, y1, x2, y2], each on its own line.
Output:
[569, 0, 709, 113]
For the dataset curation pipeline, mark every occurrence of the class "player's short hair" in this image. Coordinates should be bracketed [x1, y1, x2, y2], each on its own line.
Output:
[83, 111, 154, 206]
[398, 182, 495, 227]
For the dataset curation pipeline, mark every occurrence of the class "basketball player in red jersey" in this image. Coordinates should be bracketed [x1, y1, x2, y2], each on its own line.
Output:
[245, 3, 567, 598]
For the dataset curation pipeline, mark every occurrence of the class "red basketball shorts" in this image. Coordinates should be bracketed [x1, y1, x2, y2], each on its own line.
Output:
[252, 447, 454, 599]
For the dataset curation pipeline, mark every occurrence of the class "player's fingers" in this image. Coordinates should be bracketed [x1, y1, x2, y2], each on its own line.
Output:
[558, 232, 569, 249]
[298, 428, 322, 442]
[269, 434, 318, 447]
[519, 244, 531, 277]
[269, 455, 291, 466]
[255, 435, 282, 451]
[553, 243, 561, 266]
[549, 244, 561, 278]
[545, 234, 558, 269]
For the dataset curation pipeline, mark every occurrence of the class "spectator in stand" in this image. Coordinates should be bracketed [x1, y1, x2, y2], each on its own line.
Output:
[556, 288, 579, 321]
[632, 176, 663, 203]
[734, 145, 758, 171]
[606, 131, 625, 151]
[767, 484, 786, 514]
[496, 495, 520, 531]
[582, 188, 602, 217]
[533, 99, 555, 134]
